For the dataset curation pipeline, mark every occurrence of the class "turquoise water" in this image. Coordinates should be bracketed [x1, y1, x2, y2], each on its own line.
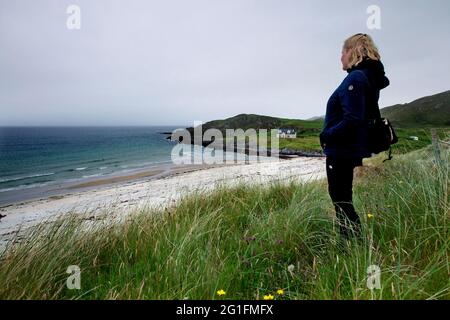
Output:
[0, 126, 180, 194]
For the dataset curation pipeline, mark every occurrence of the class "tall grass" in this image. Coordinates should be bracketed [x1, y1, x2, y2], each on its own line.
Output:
[0, 146, 448, 300]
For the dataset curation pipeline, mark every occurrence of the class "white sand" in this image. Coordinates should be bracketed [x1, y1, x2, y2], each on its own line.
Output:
[0, 157, 326, 246]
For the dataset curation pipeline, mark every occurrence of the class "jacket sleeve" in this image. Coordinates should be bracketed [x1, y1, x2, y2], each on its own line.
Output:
[322, 72, 368, 143]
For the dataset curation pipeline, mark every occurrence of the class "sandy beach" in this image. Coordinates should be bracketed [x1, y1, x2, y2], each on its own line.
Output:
[0, 156, 326, 247]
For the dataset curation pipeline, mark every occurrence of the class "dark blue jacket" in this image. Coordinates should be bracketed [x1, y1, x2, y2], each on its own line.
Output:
[320, 59, 390, 158]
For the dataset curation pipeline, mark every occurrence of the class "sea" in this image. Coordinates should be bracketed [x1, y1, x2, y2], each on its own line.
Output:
[0, 126, 272, 205]
[0, 126, 184, 202]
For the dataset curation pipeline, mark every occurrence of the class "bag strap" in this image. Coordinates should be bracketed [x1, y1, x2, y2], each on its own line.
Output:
[355, 70, 394, 162]
[354, 70, 381, 121]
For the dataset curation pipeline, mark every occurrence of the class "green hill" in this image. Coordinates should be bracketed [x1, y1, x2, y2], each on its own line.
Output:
[186, 90, 450, 133]
[381, 90, 450, 127]
[188, 113, 323, 134]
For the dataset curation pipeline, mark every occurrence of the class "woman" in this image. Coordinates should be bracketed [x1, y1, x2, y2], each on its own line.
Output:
[319, 33, 390, 238]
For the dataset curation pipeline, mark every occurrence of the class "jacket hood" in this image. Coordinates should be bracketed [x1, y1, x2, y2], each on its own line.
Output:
[347, 58, 390, 90]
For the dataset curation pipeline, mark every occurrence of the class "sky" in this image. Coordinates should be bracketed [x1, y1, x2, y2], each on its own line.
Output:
[1, 0, 449, 126]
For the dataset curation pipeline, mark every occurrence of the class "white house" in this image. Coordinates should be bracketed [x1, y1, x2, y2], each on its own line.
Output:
[276, 128, 297, 139]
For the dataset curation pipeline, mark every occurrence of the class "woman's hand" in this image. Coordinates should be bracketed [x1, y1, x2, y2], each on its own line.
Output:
[319, 131, 327, 149]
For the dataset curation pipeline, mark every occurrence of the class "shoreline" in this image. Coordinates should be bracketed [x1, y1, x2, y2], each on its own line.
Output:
[0, 156, 327, 248]
[0, 161, 244, 208]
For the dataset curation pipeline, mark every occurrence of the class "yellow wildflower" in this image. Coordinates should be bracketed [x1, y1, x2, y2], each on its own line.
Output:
[277, 289, 284, 295]
[367, 213, 374, 219]
[263, 294, 274, 300]
[217, 289, 226, 296]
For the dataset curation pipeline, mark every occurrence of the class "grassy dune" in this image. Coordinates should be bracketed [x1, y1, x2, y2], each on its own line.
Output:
[0, 145, 448, 300]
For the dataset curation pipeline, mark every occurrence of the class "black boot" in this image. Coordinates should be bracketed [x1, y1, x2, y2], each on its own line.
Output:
[335, 203, 362, 240]
[339, 218, 362, 240]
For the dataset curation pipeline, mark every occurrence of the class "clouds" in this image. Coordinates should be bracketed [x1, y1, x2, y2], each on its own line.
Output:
[0, 0, 449, 126]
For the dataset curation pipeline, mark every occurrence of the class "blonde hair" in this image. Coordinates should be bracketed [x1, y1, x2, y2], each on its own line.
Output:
[343, 33, 381, 68]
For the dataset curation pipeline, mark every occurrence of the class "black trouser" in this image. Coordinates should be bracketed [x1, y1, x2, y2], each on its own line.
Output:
[326, 155, 363, 236]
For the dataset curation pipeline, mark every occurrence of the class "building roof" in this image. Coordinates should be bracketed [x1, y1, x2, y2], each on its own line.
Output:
[278, 128, 297, 134]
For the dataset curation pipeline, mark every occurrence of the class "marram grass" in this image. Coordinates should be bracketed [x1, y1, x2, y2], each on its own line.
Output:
[0, 145, 448, 300]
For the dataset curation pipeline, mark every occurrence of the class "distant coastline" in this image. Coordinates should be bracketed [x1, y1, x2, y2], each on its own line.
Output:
[161, 114, 326, 159]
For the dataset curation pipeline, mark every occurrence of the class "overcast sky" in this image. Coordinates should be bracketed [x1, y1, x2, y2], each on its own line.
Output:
[1, 0, 449, 126]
